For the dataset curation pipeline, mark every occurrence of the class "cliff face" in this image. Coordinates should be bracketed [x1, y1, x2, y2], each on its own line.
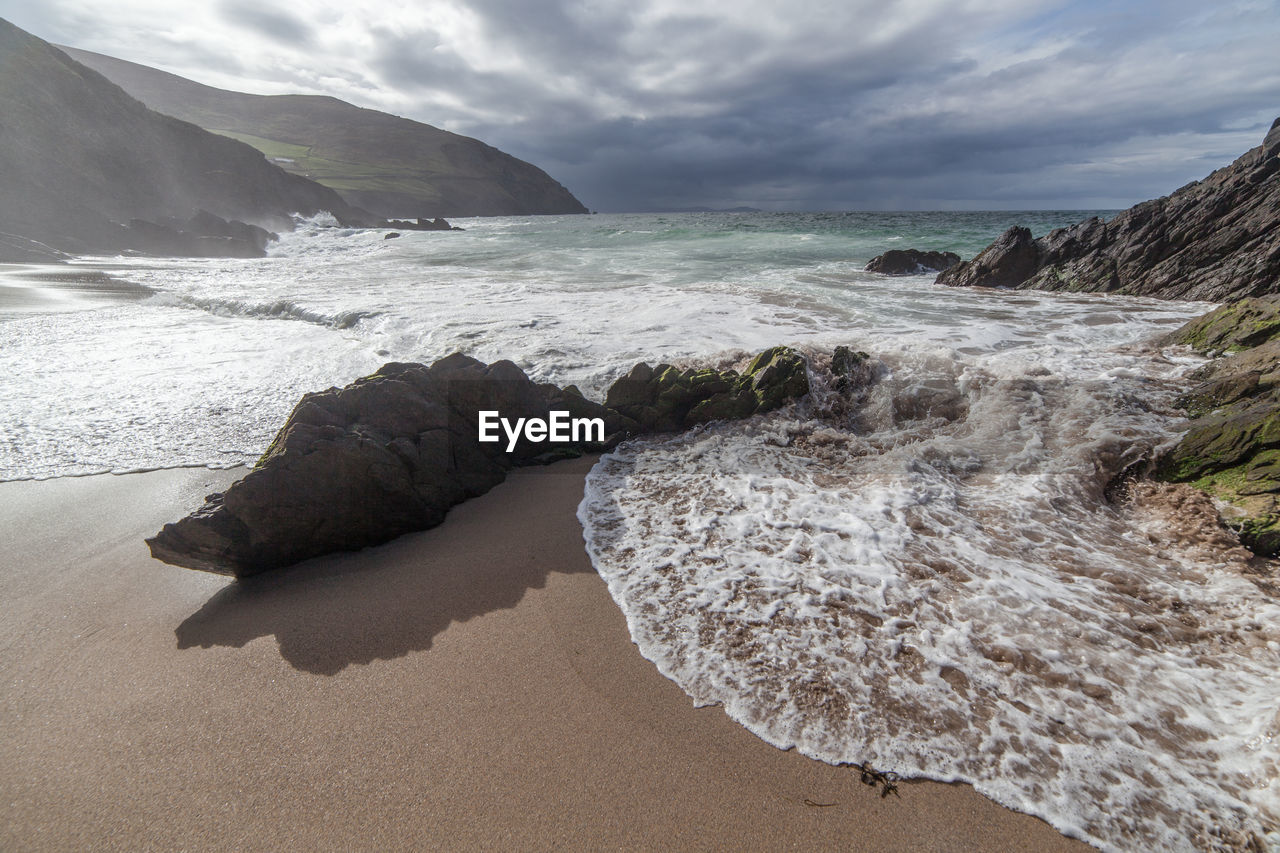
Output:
[937, 119, 1280, 301]
[62, 46, 589, 219]
[0, 19, 376, 257]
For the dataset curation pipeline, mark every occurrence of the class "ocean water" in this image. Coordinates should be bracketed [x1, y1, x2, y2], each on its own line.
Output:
[2, 211, 1276, 850]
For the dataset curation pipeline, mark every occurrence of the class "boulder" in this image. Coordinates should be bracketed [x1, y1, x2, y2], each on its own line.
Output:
[865, 249, 960, 275]
[830, 345, 871, 393]
[147, 354, 629, 576]
[937, 118, 1280, 301]
[150, 346, 814, 575]
[384, 232, 401, 239]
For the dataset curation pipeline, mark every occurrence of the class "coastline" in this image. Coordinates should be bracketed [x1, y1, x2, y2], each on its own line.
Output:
[0, 460, 1088, 850]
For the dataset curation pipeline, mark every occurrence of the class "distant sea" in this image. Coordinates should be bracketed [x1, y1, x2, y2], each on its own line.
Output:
[3, 211, 1276, 850]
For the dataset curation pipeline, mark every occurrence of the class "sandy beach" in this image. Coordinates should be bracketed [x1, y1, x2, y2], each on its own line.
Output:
[0, 458, 1088, 851]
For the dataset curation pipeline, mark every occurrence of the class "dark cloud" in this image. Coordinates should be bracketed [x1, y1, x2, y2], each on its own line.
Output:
[219, 0, 315, 47]
[4, 0, 1277, 211]
[451, 1, 1280, 211]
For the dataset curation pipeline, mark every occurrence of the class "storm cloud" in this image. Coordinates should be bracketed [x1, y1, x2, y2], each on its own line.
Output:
[4, 0, 1277, 211]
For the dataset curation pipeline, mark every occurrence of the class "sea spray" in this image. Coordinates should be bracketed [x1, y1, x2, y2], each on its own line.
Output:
[579, 345, 1280, 852]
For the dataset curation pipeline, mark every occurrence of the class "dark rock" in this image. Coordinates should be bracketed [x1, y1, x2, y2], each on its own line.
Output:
[150, 346, 813, 575]
[147, 354, 629, 576]
[185, 210, 276, 252]
[937, 118, 1280, 301]
[936, 226, 1042, 288]
[865, 249, 961, 275]
[830, 345, 871, 393]
[385, 217, 458, 232]
[384, 232, 401, 239]
[122, 218, 265, 258]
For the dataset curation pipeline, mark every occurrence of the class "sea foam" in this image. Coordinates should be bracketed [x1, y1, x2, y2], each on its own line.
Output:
[580, 344, 1280, 852]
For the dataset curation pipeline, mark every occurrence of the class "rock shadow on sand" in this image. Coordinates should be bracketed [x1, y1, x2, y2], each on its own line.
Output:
[174, 463, 596, 675]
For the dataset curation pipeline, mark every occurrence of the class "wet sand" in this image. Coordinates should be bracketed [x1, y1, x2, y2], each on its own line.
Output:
[0, 460, 1090, 850]
[0, 263, 154, 317]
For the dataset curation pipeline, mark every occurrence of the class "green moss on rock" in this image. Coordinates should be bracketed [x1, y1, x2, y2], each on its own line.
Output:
[1158, 303, 1280, 556]
[1164, 295, 1280, 354]
[604, 346, 810, 433]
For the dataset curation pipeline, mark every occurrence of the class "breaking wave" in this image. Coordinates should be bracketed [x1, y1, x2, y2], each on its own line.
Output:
[147, 291, 379, 329]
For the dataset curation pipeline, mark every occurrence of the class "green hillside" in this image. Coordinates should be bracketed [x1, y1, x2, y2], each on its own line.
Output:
[61, 46, 588, 219]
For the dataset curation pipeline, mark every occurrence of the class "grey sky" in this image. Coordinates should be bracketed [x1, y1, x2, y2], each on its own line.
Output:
[3, 0, 1277, 211]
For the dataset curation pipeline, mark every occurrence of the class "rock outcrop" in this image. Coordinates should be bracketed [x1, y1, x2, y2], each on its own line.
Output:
[147, 355, 631, 576]
[865, 249, 960, 276]
[937, 118, 1280, 301]
[1156, 296, 1280, 555]
[1162, 295, 1280, 355]
[120, 211, 277, 258]
[149, 346, 813, 576]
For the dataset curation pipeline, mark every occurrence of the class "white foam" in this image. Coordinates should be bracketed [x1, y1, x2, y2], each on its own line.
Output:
[580, 345, 1280, 852]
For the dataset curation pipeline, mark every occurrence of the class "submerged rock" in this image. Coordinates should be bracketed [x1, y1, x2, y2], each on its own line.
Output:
[1157, 305, 1280, 555]
[865, 249, 960, 275]
[938, 117, 1280, 301]
[385, 217, 459, 232]
[150, 346, 813, 576]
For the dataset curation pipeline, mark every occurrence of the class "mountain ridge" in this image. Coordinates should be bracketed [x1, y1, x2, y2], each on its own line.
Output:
[0, 18, 377, 259]
[60, 45, 588, 219]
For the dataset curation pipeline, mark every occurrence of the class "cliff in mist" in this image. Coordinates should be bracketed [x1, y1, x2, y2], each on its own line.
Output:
[62, 45, 589, 219]
[0, 18, 376, 259]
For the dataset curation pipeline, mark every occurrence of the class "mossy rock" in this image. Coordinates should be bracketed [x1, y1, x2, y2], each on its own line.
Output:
[1164, 295, 1280, 354]
[746, 346, 810, 411]
[1234, 512, 1280, 555]
[1157, 400, 1280, 482]
[603, 346, 810, 433]
[688, 384, 757, 423]
[1157, 323, 1280, 556]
